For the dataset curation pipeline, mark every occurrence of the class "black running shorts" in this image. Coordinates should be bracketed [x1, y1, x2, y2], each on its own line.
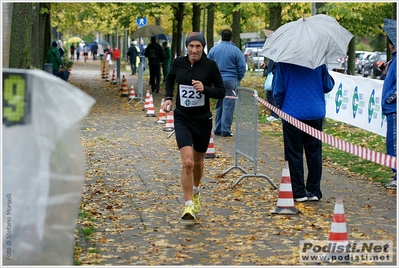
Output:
[173, 108, 212, 153]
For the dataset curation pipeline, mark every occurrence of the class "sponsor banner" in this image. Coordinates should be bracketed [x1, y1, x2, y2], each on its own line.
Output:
[326, 72, 386, 137]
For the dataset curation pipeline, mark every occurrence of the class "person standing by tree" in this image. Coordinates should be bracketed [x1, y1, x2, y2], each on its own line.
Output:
[162, 32, 225, 220]
[127, 41, 140, 75]
[208, 29, 246, 137]
[46, 40, 63, 77]
[91, 41, 98, 61]
[57, 40, 65, 58]
[145, 36, 164, 93]
[381, 37, 397, 189]
[162, 41, 172, 83]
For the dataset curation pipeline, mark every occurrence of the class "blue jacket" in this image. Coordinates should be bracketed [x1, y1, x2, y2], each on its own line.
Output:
[381, 52, 396, 115]
[208, 41, 246, 82]
[273, 63, 335, 120]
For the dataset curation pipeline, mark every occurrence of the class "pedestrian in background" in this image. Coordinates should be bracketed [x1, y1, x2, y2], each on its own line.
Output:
[208, 29, 246, 137]
[82, 42, 89, 65]
[145, 36, 164, 93]
[76, 44, 81, 61]
[127, 41, 140, 75]
[162, 32, 225, 220]
[70, 43, 75, 60]
[381, 37, 397, 189]
[273, 63, 335, 202]
[91, 41, 98, 61]
[113, 46, 120, 61]
[57, 40, 65, 58]
[162, 41, 172, 83]
[140, 39, 147, 71]
[46, 40, 63, 77]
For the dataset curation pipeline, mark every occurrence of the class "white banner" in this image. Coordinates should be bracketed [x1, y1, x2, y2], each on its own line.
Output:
[326, 72, 386, 137]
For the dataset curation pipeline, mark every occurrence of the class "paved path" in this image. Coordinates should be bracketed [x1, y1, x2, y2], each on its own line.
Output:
[72, 59, 396, 266]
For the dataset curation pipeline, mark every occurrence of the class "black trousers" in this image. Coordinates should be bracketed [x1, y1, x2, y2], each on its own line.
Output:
[282, 118, 323, 199]
[149, 64, 161, 92]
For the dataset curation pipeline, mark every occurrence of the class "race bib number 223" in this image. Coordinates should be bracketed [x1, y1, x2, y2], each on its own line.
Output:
[179, 84, 204, 107]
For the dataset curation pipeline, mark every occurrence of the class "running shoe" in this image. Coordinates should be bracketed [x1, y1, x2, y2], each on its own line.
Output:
[307, 192, 319, 201]
[385, 180, 397, 189]
[193, 192, 201, 214]
[294, 196, 308, 202]
[181, 204, 196, 220]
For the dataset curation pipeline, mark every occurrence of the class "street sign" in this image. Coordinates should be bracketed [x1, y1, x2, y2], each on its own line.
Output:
[136, 17, 147, 27]
[245, 41, 264, 48]
[240, 32, 259, 39]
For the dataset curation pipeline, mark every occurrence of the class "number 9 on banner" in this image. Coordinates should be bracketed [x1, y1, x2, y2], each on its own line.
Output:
[3, 73, 31, 126]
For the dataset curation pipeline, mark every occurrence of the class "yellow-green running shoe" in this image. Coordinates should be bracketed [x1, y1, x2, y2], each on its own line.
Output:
[181, 204, 196, 220]
[193, 192, 201, 214]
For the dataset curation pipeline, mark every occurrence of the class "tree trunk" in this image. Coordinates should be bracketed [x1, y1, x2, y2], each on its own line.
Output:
[206, 3, 215, 52]
[192, 3, 201, 32]
[171, 3, 185, 58]
[269, 3, 282, 31]
[2, 2, 13, 68]
[232, 4, 240, 48]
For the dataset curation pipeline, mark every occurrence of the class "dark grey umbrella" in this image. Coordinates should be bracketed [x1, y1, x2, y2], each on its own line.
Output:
[383, 18, 396, 49]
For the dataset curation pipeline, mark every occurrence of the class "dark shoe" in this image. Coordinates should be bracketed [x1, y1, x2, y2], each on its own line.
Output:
[222, 133, 233, 137]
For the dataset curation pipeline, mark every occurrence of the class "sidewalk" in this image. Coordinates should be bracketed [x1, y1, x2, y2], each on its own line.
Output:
[72, 59, 396, 266]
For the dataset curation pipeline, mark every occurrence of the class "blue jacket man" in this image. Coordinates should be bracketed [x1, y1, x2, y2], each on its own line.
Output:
[208, 29, 246, 137]
[273, 63, 334, 201]
[381, 39, 397, 189]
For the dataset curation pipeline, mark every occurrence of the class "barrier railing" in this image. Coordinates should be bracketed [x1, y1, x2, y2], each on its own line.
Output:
[222, 86, 278, 189]
[129, 62, 145, 104]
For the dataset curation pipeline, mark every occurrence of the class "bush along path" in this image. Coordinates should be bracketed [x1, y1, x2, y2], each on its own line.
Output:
[71, 59, 396, 266]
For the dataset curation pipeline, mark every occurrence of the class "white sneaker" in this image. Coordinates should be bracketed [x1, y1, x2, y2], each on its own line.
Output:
[385, 180, 397, 189]
[266, 116, 278, 122]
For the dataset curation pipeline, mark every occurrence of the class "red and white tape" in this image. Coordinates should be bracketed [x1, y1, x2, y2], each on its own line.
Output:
[255, 95, 397, 169]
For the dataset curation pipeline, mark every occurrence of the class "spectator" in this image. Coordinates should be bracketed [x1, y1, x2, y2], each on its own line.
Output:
[162, 41, 172, 83]
[162, 32, 225, 220]
[263, 59, 279, 122]
[91, 41, 98, 61]
[57, 40, 65, 58]
[70, 43, 75, 60]
[113, 46, 120, 61]
[76, 44, 81, 61]
[273, 63, 335, 202]
[140, 39, 147, 71]
[127, 41, 140, 75]
[46, 41, 63, 77]
[382, 38, 397, 189]
[82, 42, 89, 65]
[208, 29, 246, 137]
[145, 36, 164, 93]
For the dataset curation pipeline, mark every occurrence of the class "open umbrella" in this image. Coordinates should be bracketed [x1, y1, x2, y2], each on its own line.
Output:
[153, 33, 171, 41]
[260, 14, 353, 70]
[383, 18, 396, 49]
[68, 36, 82, 43]
[131, 24, 166, 39]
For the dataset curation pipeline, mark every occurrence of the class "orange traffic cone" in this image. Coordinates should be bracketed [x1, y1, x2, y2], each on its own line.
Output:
[120, 78, 129, 97]
[120, 75, 127, 91]
[110, 70, 117, 84]
[205, 133, 218, 158]
[101, 67, 107, 79]
[156, 98, 167, 124]
[145, 95, 156, 117]
[129, 85, 136, 100]
[143, 90, 151, 111]
[163, 111, 174, 131]
[270, 161, 300, 215]
[105, 70, 110, 82]
[324, 194, 349, 260]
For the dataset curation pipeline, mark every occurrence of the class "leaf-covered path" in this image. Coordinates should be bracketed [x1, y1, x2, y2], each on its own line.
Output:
[71, 59, 396, 266]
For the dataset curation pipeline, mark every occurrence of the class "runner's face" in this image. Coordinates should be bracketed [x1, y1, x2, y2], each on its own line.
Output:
[187, 41, 203, 63]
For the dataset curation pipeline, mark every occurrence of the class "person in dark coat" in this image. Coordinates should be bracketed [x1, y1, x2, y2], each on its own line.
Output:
[91, 42, 98, 61]
[145, 36, 164, 93]
[46, 41, 63, 76]
[127, 41, 140, 75]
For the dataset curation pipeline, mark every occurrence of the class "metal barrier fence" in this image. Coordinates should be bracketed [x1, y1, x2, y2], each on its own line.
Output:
[222, 86, 278, 189]
[129, 62, 145, 104]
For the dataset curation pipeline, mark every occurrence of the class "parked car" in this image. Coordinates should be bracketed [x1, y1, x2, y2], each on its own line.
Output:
[357, 51, 373, 74]
[354, 51, 367, 72]
[243, 47, 259, 63]
[246, 49, 264, 71]
[362, 52, 387, 78]
[327, 57, 345, 72]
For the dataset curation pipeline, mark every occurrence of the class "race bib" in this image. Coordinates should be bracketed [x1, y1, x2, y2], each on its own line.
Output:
[179, 84, 204, 107]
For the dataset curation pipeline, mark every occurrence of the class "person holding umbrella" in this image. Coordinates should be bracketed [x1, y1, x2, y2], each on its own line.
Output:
[145, 36, 164, 93]
[381, 18, 397, 189]
[162, 32, 225, 220]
